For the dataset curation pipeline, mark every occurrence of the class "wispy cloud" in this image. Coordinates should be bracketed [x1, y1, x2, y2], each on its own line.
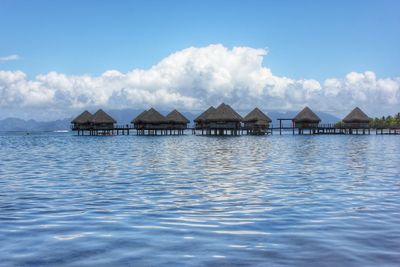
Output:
[0, 45, 399, 120]
[0, 54, 20, 62]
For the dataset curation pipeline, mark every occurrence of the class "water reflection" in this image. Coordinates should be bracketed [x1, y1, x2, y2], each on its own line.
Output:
[0, 133, 399, 266]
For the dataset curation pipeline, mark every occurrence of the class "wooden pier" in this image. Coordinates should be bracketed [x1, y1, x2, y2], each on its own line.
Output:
[136, 129, 186, 135]
[72, 125, 132, 136]
[271, 124, 371, 135]
[191, 128, 242, 136]
[375, 127, 400, 135]
[71, 125, 400, 136]
[270, 124, 400, 135]
[71, 106, 399, 137]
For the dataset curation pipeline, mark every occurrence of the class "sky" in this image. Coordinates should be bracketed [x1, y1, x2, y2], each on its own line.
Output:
[0, 0, 399, 120]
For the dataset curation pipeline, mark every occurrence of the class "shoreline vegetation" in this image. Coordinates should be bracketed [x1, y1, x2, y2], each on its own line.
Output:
[336, 112, 400, 128]
[369, 113, 400, 128]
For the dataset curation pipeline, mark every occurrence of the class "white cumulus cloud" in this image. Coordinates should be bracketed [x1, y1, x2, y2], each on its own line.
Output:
[0, 44, 399, 120]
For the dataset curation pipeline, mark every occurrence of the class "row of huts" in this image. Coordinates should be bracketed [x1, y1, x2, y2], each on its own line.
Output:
[71, 109, 116, 131]
[71, 108, 190, 135]
[192, 104, 371, 135]
[193, 103, 271, 135]
[290, 106, 371, 134]
[71, 104, 372, 135]
[133, 108, 189, 135]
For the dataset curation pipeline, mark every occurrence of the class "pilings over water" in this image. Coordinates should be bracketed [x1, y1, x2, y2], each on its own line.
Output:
[375, 127, 400, 135]
[72, 105, 399, 137]
[275, 126, 398, 135]
[72, 125, 400, 136]
[292, 127, 371, 135]
[75, 126, 130, 136]
[73, 126, 187, 136]
[192, 128, 241, 136]
[191, 128, 273, 136]
[136, 129, 185, 135]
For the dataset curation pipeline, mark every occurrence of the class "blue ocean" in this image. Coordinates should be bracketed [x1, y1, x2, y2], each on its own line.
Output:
[0, 132, 399, 266]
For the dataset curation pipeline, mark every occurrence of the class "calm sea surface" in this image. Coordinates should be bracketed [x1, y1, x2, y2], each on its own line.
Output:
[0, 132, 399, 267]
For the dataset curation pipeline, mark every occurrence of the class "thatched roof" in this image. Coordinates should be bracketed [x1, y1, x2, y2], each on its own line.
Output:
[132, 110, 148, 124]
[343, 107, 371, 123]
[166, 109, 189, 124]
[194, 106, 216, 122]
[244, 108, 271, 123]
[230, 105, 244, 120]
[91, 109, 116, 124]
[293, 106, 321, 123]
[135, 108, 166, 124]
[71, 110, 92, 124]
[206, 103, 243, 122]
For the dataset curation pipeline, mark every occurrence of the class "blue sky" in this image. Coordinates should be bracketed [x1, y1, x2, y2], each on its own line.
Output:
[0, 0, 399, 119]
[1, 0, 399, 79]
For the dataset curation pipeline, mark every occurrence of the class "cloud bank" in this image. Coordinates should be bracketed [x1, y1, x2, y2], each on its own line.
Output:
[0, 44, 399, 119]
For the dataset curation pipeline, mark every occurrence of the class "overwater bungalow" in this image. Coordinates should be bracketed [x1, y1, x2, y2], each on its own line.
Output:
[293, 106, 321, 134]
[132, 108, 167, 135]
[194, 106, 216, 130]
[343, 107, 371, 128]
[71, 110, 92, 130]
[243, 108, 272, 135]
[165, 109, 189, 135]
[91, 109, 117, 130]
[342, 107, 371, 134]
[203, 103, 243, 135]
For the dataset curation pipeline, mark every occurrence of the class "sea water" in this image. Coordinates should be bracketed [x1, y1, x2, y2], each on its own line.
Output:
[0, 132, 399, 266]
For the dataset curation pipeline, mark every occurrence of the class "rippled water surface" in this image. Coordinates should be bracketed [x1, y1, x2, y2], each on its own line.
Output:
[0, 132, 399, 266]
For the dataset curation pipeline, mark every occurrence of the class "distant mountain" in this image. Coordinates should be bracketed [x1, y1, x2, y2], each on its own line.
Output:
[0, 117, 71, 132]
[0, 109, 340, 131]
